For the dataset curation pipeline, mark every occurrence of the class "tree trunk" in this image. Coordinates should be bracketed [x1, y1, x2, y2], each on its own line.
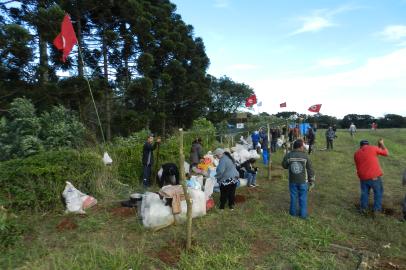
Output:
[38, 33, 48, 85]
[76, 9, 84, 77]
[102, 28, 111, 141]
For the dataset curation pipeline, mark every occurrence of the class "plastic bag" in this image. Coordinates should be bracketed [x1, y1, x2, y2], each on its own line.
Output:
[187, 176, 202, 190]
[102, 152, 113, 165]
[141, 192, 174, 229]
[239, 178, 248, 187]
[62, 181, 97, 214]
[188, 188, 206, 218]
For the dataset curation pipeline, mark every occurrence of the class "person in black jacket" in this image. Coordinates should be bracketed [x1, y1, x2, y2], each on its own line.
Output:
[142, 134, 161, 188]
[241, 158, 258, 187]
[156, 163, 180, 188]
[307, 127, 315, 154]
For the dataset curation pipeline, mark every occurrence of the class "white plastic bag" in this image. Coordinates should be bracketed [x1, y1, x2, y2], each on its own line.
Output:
[188, 188, 206, 218]
[239, 178, 248, 187]
[102, 152, 113, 165]
[141, 192, 175, 229]
[62, 181, 88, 214]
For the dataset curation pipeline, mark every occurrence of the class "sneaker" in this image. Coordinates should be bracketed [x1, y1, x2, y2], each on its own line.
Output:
[247, 184, 253, 187]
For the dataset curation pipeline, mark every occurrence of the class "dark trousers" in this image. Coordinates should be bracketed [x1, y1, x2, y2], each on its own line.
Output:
[326, 139, 333, 150]
[308, 144, 314, 154]
[403, 195, 406, 218]
[271, 140, 277, 152]
[142, 165, 152, 187]
[219, 183, 237, 209]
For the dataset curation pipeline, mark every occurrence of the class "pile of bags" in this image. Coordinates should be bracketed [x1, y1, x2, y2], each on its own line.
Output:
[141, 186, 208, 229]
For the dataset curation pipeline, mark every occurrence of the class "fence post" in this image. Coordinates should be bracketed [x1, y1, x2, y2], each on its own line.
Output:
[267, 123, 271, 180]
[179, 129, 193, 251]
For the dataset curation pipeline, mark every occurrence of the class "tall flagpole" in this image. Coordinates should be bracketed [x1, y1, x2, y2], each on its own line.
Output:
[77, 46, 106, 144]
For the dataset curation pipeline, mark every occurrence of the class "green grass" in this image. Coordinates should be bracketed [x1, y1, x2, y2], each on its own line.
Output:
[1, 129, 406, 269]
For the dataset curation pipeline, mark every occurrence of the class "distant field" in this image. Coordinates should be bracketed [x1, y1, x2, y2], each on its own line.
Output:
[1, 129, 406, 269]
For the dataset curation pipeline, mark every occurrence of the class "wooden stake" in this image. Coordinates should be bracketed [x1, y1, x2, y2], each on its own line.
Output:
[179, 129, 193, 251]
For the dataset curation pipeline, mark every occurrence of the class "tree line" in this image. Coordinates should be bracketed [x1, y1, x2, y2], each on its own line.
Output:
[0, 0, 254, 141]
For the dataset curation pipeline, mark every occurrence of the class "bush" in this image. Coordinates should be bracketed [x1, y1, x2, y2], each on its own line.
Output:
[0, 149, 103, 211]
[0, 98, 86, 161]
[0, 207, 26, 248]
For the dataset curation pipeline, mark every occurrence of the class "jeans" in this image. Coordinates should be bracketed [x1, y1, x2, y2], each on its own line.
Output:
[360, 178, 383, 212]
[262, 148, 269, 164]
[142, 165, 152, 188]
[244, 171, 256, 186]
[289, 182, 308, 218]
[219, 183, 237, 209]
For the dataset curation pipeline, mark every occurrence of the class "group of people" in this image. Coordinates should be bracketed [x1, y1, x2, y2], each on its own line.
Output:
[141, 130, 406, 221]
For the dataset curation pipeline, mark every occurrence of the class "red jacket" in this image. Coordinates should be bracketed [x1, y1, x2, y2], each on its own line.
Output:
[354, 145, 388, 180]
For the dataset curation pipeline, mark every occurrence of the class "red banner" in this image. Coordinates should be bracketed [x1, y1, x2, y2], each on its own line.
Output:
[53, 14, 78, 62]
[245, 94, 257, 107]
[280, 102, 287, 108]
[308, 104, 322, 113]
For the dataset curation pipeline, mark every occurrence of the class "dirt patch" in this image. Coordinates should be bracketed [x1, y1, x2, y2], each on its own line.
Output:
[271, 175, 282, 180]
[353, 200, 401, 218]
[109, 207, 135, 217]
[56, 217, 78, 232]
[250, 239, 275, 257]
[156, 240, 193, 267]
[376, 258, 406, 270]
[235, 194, 247, 204]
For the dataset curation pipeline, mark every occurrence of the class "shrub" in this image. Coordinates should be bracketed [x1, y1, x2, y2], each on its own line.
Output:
[0, 207, 26, 248]
[0, 149, 103, 211]
[40, 105, 86, 149]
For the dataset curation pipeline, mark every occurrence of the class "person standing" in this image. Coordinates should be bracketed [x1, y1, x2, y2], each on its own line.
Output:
[214, 148, 239, 210]
[307, 127, 315, 154]
[190, 138, 203, 168]
[349, 123, 356, 138]
[260, 128, 269, 164]
[282, 139, 315, 219]
[271, 128, 278, 153]
[142, 134, 161, 188]
[251, 130, 260, 151]
[354, 139, 389, 215]
[325, 126, 336, 150]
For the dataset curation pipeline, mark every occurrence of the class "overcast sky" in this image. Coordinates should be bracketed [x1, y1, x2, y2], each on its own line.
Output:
[172, 0, 406, 118]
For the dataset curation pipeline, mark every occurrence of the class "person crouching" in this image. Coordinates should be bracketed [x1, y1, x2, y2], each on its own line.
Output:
[241, 158, 258, 187]
[214, 148, 239, 210]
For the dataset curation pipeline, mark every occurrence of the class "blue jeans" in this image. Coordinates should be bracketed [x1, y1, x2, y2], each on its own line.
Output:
[289, 182, 308, 218]
[360, 178, 383, 212]
[244, 172, 256, 186]
[262, 148, 269, 164]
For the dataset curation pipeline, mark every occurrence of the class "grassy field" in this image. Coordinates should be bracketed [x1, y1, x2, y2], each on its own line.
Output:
[1, 129, 406, 269]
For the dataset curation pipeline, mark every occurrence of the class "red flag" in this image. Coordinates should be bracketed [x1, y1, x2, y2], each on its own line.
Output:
[53, 14, 78, 62]
[280, 102, 287, 108]
[308, 104, 322, 113]
[245, 94, 257, 107]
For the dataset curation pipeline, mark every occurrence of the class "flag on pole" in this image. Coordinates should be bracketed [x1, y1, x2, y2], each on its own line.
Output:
[245, 94, 257, 107]
[280, 102, 287, 108]
[257, 101, 262, 107]
[308, 104, 322, 113]
[53, 14, 78, 62]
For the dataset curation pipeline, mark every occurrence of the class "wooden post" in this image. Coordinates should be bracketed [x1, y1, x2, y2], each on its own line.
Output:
[179, 129, 193, 251]
[267, 123, 271, 180]
[153, 137, 161, 186]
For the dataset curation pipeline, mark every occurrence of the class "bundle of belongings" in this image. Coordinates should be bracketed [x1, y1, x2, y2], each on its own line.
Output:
[140, 163, 215, 229]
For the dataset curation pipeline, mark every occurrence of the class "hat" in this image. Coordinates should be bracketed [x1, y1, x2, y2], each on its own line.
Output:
[360, 140, 369, 147]
[214, 148, 225, 157]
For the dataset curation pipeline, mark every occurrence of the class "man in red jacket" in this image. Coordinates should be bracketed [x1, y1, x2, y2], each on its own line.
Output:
[354, 139, 388, 214]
